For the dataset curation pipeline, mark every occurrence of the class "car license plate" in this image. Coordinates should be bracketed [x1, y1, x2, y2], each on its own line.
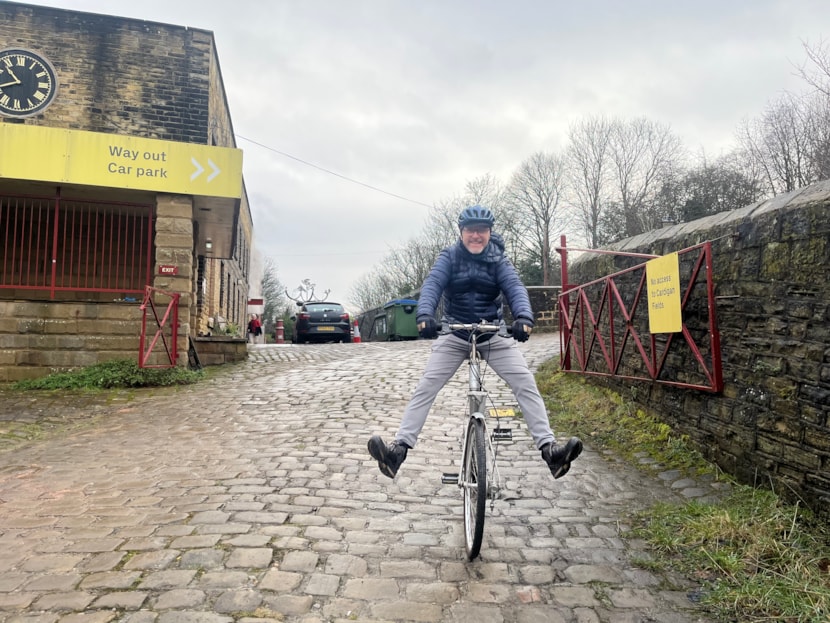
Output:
[317, 326, 335, 331]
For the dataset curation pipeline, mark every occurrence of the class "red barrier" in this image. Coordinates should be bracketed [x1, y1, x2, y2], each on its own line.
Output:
[139, 286, 180, 368]
[557, 236, 723, 393]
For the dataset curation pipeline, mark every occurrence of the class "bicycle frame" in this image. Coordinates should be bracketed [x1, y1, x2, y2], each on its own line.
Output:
[464, 333, 504, 503]
[442, 321, 511, 560]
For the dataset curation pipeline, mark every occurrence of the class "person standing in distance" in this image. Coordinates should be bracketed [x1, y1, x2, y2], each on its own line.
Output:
[368, 206, 582, 479]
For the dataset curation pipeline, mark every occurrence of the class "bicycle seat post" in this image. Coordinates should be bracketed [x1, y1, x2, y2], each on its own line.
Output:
[468, 334, 487, 414]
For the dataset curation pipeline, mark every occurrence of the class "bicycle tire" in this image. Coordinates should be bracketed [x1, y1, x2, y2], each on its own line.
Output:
[462, 416, 487, 560]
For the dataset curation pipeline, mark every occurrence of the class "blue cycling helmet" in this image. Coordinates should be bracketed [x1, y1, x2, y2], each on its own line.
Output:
[458, 205, 495, 230]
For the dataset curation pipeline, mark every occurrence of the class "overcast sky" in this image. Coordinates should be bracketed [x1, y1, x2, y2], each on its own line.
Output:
[20, 0, 830, 309]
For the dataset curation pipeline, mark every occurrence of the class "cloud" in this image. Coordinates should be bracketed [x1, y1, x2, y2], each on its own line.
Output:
[24, 0, 830, 309]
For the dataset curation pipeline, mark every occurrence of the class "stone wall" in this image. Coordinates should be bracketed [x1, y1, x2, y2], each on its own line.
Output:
[565, 180, 830, 515]
[526, 286, 560, 330]
[0, 301, 143, 382]
[153, 195, 196, 367]
[190, 336, 248, 367]
[0, 3, 213, 142]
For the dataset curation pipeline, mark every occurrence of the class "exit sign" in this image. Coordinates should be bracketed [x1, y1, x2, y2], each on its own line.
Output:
[158, 265, 179, 275]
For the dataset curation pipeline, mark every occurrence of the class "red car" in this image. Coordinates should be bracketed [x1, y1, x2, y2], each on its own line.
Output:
[291, 301, 352, 344]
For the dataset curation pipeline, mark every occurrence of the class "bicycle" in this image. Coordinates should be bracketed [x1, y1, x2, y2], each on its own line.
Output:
[440, 321, 514, 561]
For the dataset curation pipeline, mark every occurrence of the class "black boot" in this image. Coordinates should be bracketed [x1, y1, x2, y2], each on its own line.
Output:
[368, 435, 409, 479]
[541, 437, 583, 479]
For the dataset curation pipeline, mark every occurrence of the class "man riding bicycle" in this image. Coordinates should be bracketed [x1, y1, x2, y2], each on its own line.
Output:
[368, 205, 582, 480]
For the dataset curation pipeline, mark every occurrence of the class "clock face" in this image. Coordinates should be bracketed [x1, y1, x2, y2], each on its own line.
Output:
[0, 48, 58, 117]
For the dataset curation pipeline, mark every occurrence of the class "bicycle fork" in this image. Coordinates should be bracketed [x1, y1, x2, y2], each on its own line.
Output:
[441, 351, 513, 501]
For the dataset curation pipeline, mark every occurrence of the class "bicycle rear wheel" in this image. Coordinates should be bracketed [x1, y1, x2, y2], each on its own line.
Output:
[462, 416, 487, 560]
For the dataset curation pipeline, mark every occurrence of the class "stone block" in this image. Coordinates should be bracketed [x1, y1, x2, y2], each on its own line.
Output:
[154, 233, 194, 249]
[155, 216, 194, 235]
[156, 195, 195, 218]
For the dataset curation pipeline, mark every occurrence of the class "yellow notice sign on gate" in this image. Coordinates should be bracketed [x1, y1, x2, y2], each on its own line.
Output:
[646, 252, 682, 333]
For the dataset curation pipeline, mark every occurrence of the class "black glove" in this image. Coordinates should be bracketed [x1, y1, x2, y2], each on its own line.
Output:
[512, 319, 532, 342]
[418, 317, 438, 339]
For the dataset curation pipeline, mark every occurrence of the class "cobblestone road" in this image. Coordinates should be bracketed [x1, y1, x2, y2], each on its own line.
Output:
[0, 334, 719, 623]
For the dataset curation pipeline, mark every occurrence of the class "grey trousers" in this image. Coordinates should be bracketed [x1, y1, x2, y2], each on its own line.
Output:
[395, 333, 556, 450]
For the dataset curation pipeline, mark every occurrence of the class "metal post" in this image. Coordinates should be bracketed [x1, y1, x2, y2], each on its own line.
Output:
[558, 235, 571, 370]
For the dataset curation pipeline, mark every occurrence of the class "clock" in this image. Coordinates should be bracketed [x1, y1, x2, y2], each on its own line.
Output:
[0, 48, 58, 118]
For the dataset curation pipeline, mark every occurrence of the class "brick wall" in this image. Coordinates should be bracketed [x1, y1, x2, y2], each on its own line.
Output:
[565, 180, 830, 515]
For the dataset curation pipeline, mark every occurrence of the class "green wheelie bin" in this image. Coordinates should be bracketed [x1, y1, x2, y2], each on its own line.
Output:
[383, 298, 419, 340]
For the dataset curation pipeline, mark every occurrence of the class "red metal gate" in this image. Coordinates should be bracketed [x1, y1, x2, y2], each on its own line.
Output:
[139, 286, 180, 369]
[557, 236, 723, 393]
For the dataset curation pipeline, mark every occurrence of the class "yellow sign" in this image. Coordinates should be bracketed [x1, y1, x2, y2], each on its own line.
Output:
[488, 408, 516, 417]
[0, 124, 243, 198]
[646, 252, 682, 333]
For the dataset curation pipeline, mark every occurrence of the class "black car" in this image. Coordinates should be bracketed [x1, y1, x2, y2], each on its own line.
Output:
[291, 301, 352, 343]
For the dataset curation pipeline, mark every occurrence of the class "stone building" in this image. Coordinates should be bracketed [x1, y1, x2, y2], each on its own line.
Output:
[0, 2, 252, 380]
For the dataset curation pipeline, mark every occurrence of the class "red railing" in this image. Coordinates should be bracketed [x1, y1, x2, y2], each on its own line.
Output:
[139, 286, 180, 369]
[0, 190, 154, 299]
[557, 236, 723, 393]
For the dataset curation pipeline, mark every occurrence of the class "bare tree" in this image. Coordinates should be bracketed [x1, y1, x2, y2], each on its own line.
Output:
[795, 40, 830, 182]
[736, 92, 815, 195]
[796, 38, 830, 97]
[567, 116, 613, 248]
[803, 93, 830, 181]
[505, 151, 568, 285]
[735, 39, 830, 196]
[601, 118, 685, 242]
[349, 267, 402, 313]
[655, 154, 763, 222]
[260, 256, 287, 331]
[465, 173, 504, 209]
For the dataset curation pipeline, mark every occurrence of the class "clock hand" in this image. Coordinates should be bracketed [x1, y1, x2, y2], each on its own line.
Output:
[0, 69, 21, 87]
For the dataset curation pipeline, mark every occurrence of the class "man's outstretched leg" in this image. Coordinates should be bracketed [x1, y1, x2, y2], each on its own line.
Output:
[483, 338, 583, 479]
[368, 435, 410, 479]
[368, 335, 468, 478]
[541, 437, 583, 479]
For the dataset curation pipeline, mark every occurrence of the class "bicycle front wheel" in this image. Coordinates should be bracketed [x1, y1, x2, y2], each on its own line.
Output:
[462, 416, 487, 560]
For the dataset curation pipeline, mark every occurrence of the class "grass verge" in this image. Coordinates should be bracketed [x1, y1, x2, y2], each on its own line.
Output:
[537, 362, 830, 623]
[10, 358, 204, 390]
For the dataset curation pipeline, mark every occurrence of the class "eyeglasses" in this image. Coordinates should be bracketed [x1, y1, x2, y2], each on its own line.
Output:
[462, 225, 491, 235]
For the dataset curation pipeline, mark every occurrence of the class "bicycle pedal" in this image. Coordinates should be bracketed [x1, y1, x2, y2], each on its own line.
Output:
[491, 427, 513, 441]
[441, 472, 459, 485]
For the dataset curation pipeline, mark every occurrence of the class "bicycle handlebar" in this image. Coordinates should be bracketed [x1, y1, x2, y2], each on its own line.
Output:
[442, 321, 511, 337]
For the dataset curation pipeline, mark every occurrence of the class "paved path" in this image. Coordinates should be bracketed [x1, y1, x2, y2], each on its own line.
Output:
[0, 334, 719, 623]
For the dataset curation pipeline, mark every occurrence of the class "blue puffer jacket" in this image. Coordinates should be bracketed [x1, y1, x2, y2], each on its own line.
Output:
[417, 232, 534, 331]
